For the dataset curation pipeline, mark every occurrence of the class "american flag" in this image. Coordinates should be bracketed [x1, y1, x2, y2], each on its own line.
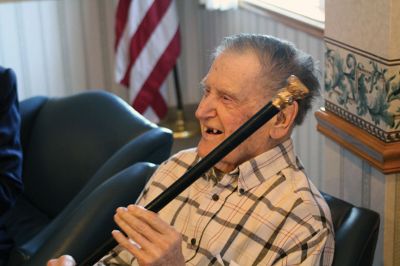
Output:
[115, 0, 180, 122]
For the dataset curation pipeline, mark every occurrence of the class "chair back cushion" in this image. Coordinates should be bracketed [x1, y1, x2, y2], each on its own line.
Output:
[321, 192, 380, 266]
[20, 91, 157, 217]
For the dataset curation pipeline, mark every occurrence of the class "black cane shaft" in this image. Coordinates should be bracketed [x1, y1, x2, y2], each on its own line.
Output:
[79, 102, 279, 265]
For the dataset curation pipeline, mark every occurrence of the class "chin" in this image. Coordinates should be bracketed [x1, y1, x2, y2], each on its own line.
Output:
[197, 142, 215, 158]
[196, 146, 209, 158]
[197, 142, 241, 172]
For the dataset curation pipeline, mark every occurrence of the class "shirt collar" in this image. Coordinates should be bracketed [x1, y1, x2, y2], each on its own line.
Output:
[198, 138, 298, 191]
[236, 138, 297, 192]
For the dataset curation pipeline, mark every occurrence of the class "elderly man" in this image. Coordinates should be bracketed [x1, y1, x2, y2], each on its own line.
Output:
[49, 34, 334, 266]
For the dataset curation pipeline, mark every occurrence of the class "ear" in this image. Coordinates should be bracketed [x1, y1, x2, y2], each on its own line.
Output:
[269, 101, 299, 139]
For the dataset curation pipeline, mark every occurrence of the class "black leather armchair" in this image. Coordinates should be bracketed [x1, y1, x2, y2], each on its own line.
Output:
[321, 192, 380, 266]
[3, 91, 173, 265]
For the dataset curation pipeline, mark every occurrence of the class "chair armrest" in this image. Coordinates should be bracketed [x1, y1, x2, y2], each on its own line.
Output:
[84, 127, 172, 192]
[66, 126, 172, 209]
[9, 162, 157, 266]
[19, 96, 48, 152]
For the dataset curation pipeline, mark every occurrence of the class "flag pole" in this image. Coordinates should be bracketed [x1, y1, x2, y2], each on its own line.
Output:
[170, 64, 197, 138]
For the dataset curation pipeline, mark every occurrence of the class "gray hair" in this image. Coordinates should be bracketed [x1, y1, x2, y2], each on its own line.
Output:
[213, 33, 320, 126]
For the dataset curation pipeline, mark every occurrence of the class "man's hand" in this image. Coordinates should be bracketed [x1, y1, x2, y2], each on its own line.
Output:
[113, 205, 185, 266]
[47, 255, 76, 266]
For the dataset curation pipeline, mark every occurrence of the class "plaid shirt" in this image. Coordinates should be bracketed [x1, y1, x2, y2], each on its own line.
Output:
[97, 139, 334, 265]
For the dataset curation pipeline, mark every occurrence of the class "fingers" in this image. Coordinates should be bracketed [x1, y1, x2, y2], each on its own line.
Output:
[47, 255, 76, 266]
[113, 205, 184, 265]
[113, 208, 154, 250]
[111, 230, 145, 261]
[127, 205, 172, 233]
[114, 206, 173, 243]
[112, 210, 165, 264]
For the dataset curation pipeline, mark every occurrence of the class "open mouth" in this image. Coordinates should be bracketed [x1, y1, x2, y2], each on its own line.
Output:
[205, 127, 223, 135]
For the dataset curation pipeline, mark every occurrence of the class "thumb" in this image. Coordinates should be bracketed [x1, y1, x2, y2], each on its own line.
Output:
[47, 255, 76, 266]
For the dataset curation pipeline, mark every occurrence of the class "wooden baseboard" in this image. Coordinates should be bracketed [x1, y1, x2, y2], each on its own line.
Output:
[315, 109, 400, 174]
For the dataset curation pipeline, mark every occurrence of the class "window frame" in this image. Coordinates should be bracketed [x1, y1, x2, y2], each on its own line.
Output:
[240, 0, 324, 37]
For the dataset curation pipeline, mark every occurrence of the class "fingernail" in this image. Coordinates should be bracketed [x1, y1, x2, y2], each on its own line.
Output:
[128, 205, 146, 211]
[127, 204, 136, 210]
[116, 207, 127, 213]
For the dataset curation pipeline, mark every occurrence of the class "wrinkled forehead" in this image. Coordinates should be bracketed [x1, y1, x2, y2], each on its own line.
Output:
[207, 51, 262, 82]
[204, 51, 270, 101]
[215, 48, 277, 94]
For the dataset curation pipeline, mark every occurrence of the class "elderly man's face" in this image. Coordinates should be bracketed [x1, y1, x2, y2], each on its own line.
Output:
[195, 50, 276, 172]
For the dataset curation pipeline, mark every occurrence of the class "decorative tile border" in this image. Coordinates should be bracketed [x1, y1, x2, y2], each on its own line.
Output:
[324, 39, 400, 143]
[325, 101, 400, 142]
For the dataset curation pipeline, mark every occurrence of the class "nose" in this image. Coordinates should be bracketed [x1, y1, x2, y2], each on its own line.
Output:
[195, 95, 217, 120]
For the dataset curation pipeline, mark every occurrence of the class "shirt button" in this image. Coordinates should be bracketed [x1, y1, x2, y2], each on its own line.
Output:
[191, 238, 196, 245]
[239, 188, 245, 195]
[212, 194, 219, 201]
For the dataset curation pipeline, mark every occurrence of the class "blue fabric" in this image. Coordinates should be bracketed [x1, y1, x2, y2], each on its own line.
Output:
[0, 66, 23, 261]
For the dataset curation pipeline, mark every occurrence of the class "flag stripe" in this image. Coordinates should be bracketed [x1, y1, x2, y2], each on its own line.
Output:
[121, 0, 172, 87]
[114, 0, 131, 50]
[132, 29, 180, 117]
[128, 1, 179, 102]
[115, 0, 154, 82]
[115, 0, 180, 122]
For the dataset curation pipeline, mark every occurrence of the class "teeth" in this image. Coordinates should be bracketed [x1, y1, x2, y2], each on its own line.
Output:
[204, 127, 221, 134]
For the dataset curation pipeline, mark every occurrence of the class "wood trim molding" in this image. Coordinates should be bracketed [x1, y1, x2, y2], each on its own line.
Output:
[315, 108, 400, 174]
[240, 1, 324, 38]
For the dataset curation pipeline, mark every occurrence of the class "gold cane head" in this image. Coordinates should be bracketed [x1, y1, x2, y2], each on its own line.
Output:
[271, 75, 309, 110]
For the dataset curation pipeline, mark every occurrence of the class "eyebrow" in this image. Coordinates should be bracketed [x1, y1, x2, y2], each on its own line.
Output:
[199, 80, 241, 102]
[199, 82, 206, 92]
[221, 89, 240, 101]
[216, 86, 241, 102]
